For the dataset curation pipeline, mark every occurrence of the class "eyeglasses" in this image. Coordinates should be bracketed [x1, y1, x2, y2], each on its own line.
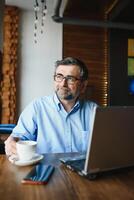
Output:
[54, 74, 81, 84]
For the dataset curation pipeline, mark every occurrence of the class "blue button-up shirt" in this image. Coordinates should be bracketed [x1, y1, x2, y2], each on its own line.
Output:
[11, 93, 97, 154]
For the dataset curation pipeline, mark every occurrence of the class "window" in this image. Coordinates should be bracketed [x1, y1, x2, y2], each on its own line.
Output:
[128, 39, 134, 95]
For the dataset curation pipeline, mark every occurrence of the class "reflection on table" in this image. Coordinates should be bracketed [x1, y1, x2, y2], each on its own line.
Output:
[0, 153, 134, 200]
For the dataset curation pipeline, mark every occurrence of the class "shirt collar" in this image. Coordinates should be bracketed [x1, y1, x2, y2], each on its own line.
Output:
[53, 93, 81, 112]
[53, 93, 61, 111]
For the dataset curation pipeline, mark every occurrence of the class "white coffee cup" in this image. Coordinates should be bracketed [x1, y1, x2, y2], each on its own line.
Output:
[16, 140, 37, 161]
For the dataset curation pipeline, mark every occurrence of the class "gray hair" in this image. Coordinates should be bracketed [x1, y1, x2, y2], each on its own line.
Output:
[54, 57, 89, 80]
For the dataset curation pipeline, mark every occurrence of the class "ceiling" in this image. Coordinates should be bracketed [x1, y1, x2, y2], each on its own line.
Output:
[5, 0, 134, 28]
[63, 0, 134, 23]
[64, 0, 114, 19]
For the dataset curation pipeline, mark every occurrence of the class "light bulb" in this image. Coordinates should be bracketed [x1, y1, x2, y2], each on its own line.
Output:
[34, 5, 40, 11]
[34, 29, 37, 33]
[43, 8, 47, 14]
[42, 15, 46, 20]
[34, 19, 38, 24]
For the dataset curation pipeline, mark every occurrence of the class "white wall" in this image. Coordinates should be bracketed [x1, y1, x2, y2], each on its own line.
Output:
[17, 1, 62, 115]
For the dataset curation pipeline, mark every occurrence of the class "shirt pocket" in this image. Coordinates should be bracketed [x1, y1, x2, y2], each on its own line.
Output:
[81, 130, 89, 152]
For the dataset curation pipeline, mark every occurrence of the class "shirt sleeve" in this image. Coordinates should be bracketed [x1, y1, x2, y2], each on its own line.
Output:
[11, 100, 37, 141]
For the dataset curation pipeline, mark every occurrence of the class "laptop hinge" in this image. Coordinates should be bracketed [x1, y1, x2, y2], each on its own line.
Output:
[82, 168, 100, 176]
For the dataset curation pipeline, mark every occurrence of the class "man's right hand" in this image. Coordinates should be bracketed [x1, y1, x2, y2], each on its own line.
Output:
[4, 136, 19, 157]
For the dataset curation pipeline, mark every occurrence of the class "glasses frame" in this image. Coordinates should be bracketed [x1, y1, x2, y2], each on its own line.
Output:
[54, 73, 82, 84]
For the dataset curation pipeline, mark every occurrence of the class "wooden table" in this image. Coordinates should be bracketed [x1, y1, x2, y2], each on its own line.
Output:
[1, 153, 134, 200]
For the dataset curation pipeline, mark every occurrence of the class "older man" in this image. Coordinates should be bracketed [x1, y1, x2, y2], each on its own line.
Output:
[5, 57, 97, 156]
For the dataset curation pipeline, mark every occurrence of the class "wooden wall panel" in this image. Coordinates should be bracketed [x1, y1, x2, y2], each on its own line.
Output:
[0, 6, 19, 123]
[63, 25, 108, 106]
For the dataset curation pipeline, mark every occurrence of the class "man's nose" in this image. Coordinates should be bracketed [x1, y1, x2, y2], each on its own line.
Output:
[61, 77, 68, 86]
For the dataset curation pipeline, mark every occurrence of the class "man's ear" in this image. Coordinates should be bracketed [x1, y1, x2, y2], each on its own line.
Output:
[80, 80, 88, 94]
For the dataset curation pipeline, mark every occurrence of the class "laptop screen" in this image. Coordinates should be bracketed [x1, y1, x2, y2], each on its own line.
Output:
[83, 106, 134, 175]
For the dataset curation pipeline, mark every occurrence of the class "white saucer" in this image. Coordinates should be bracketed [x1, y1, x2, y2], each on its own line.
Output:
[9, 154, 44, 166]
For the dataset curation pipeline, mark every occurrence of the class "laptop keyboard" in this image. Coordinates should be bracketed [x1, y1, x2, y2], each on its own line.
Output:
[65, 159, 85, 171]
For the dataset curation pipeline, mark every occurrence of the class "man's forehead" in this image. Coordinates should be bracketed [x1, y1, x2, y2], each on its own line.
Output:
[56, 64, 80, 73]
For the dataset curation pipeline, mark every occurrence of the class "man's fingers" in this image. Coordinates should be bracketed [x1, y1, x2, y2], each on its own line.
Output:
[4, 136, 19, 156]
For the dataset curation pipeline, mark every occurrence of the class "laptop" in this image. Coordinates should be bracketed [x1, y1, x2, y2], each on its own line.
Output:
[60, 106, 134, 179]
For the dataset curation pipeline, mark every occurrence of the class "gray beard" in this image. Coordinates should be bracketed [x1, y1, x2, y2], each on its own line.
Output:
[56, 91, 74, 100]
